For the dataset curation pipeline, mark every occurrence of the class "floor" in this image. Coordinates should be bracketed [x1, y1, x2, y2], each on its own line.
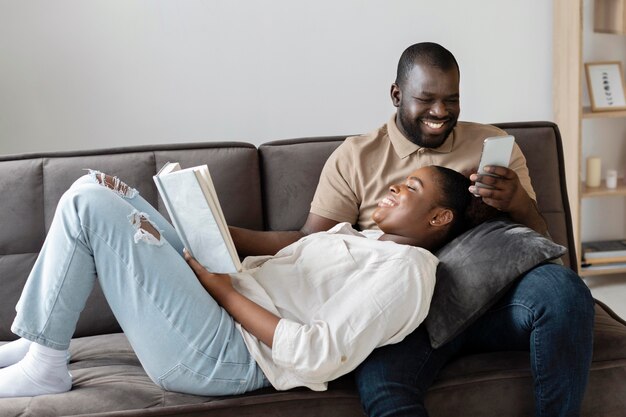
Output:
[584, 273, 626, 319]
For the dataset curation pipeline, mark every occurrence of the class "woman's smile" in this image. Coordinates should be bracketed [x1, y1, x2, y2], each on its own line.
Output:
[378, 195, 398, 208]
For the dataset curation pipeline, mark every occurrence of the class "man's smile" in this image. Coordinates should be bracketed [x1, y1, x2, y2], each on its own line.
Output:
[421, 119, 448, 132]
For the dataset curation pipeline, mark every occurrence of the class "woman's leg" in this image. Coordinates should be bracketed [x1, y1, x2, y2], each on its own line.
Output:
[3, 174, 266, 397]
[82, 170, 185, 255]
[0, 338, 32, 368]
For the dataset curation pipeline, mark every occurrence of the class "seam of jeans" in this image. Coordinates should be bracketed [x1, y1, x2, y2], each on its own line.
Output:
[479, 301, 547, 414]
[84, 223, 247, 365]
[159, 362, 247, 385]
[484, 301, 535, 317]
[490, 302, 545, 415]
[410, 346, 435, 389]
[37, 230, 83, 349]
[532, 317, 545, 416]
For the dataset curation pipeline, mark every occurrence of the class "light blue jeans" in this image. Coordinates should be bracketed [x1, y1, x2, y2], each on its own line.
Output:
[11, 173, 268, 396]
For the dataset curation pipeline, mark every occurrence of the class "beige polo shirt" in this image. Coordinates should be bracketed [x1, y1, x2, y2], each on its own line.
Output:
[310, 115, 535, 230]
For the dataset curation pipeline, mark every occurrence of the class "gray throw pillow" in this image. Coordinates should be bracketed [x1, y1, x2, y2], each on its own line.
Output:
[425, 218, 567, 348]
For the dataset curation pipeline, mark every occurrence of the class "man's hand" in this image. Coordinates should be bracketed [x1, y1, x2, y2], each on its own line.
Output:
[469, 166, 526, 213]
[468, 165, 548, 235]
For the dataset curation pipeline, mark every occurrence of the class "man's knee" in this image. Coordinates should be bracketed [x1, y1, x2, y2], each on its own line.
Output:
[524, 264, 594, 325]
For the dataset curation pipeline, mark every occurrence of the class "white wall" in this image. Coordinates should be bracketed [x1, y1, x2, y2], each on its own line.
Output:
[0, 0, 553, 154]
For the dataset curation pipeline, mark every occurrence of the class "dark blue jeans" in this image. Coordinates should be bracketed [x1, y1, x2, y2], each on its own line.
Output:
[354, 264, 595, 417]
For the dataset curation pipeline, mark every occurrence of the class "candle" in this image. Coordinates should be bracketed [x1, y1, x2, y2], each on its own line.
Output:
[606, 169, 618, 189]
[586, 157, 601, 188]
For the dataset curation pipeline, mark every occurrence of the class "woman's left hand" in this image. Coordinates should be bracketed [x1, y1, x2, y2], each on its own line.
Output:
[184, 250, 234, 300]
[184, 250, 279, 347]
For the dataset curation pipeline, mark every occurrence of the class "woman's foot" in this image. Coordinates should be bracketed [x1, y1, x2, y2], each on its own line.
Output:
[0, 343, 71, 397]
[0, 338, 32, 368]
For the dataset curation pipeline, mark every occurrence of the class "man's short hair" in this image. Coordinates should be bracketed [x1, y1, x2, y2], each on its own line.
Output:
[395, 42, 459, 86]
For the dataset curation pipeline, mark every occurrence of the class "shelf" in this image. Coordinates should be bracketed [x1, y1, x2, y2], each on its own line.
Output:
[555, 0, 626, 277]
[594, 0, 626, 34]
[582, 179, 626, 197]
[581, 264, 626, 277]
[582, 107, 626, 119]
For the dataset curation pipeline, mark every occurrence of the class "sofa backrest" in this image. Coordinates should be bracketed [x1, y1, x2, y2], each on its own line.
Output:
[0, 142, 263, 340]
[495, 122, 574, 268]
[0, 121, 575, 341]
[260, 122, 576, 269]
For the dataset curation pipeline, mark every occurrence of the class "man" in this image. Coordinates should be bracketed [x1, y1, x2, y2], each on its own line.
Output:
[230, 42, 594, 416]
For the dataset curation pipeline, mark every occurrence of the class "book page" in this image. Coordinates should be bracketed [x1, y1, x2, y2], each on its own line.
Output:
[193, 167, 241, 268]
[153, 164, 241, 273]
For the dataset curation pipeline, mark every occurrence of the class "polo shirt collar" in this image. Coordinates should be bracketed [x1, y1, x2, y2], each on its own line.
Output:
[387, 114, 455, 159]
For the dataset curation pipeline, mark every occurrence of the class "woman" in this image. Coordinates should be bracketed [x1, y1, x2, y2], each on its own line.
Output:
[0, 165, 471, 397]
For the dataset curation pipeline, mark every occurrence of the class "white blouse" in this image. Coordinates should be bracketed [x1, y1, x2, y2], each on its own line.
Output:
[231, 222, 438, 391]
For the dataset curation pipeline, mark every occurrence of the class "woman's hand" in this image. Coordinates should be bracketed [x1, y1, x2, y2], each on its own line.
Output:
[183, 250, 280, 348]
[184, 250, 234, 302]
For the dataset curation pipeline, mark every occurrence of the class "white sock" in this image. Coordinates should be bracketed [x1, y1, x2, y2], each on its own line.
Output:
[0, 338, 32, 368]
[0, 343, 72, 398]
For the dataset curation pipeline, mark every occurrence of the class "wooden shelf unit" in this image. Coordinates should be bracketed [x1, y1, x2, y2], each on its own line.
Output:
[583, 107, 626, 119]
[594, 0, 626, 34]
[581, 265, 626, 277]
[554, 0, 626, 276]
[582, 179, 626, 197]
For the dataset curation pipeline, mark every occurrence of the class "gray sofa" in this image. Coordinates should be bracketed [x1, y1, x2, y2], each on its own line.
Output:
[0, 121, 625, 417]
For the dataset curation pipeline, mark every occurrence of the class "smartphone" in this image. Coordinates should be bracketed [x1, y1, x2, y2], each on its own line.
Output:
[475, 135, 515, 190]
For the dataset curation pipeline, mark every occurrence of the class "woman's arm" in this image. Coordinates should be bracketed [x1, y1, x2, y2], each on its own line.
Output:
[185, 252, 280, 348]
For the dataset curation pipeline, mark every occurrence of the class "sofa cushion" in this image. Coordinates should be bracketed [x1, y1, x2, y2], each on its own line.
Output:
[1, 301, 624, 416]
[0, 334, 214, 417]
[425, 219, 567, 348]
[259, 137, 345, 231]
[0, 143, 264, 341]
[0, 334, 364, 417]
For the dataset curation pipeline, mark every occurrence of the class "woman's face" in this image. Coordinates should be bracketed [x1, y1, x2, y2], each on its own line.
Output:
[372, 166, 441, 238]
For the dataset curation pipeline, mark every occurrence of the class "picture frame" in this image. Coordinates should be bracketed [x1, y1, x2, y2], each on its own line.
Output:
[585, 61, 626, 112]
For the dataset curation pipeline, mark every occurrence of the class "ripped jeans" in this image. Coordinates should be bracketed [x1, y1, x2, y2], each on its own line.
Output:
[11, 173, 268, 396]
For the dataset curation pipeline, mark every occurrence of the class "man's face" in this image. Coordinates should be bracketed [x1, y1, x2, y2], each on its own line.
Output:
[391, 63, 460, 148]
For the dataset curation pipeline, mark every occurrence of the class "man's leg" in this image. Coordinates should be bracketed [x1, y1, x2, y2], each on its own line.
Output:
[355, 263, 594, 417]
[463, 264, 594, 417]
[354, 326, 463, 417]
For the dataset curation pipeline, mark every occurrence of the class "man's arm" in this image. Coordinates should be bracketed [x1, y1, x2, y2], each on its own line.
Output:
[469, 165, 548, 235]
[229, 213, 341, 257]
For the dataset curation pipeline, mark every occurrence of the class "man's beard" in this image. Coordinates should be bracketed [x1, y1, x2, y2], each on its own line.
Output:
[399, 114, 457, 149]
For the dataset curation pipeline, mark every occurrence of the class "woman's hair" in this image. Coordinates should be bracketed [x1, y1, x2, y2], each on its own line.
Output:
[430, 166, 472, 241]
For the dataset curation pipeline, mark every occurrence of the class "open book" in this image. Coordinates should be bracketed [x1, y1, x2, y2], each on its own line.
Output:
[153, 162, 242, 274]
